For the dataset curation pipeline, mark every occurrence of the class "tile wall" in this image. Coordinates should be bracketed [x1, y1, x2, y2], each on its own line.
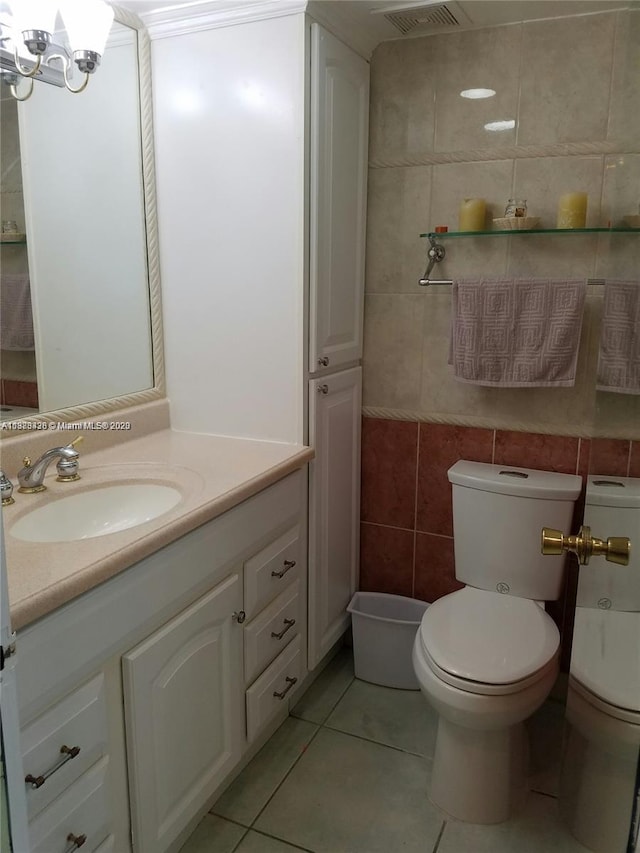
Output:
[360, 417, 640, 668]
[363, 8, 640, 438]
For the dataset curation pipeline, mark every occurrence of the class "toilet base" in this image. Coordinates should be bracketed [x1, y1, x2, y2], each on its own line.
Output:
[429, 717, 529, 824]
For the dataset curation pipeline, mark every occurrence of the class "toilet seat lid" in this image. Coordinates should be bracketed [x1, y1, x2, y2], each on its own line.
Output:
[571, 606, 640, 713]
[419, 587, 560, 685]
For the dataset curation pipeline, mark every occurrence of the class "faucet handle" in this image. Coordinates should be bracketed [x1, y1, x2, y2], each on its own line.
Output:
[56, 434, 83, 482]
[0, 470, 14, 506]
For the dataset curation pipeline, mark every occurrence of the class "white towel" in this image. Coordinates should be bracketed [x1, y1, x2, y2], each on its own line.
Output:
[0, 273, 34, 351]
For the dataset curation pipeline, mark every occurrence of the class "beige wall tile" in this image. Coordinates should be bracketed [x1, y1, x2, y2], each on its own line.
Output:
[608, 8, 640, 144]
[362, 294, 425, 410]
[365, 165, 432, 294]
[601, 154, 640, 227]
[513, 156, 604, 228]
[433, 25, 521, 152]
[517, 14, 616, 146]
[364, 11, 635, 435]
[418, 285, 598, 432]
[369, 38, 436, 164]
[429, 160, 512, 278]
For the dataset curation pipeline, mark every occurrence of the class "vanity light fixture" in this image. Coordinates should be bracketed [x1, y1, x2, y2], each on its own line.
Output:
[0, 0, 113, 101]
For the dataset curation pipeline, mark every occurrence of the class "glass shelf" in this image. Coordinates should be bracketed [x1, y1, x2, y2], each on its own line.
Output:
[420, 227, 638, 238]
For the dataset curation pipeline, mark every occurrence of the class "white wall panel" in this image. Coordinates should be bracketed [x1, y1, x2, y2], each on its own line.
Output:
[153, 14, 307, 441]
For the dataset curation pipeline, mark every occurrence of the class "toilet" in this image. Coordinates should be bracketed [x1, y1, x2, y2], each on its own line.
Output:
[412, 460, 582, 824]
[559, 476, 640, 853]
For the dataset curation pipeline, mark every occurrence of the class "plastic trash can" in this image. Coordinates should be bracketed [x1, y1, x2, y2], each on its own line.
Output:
[347, 592, 429, 690]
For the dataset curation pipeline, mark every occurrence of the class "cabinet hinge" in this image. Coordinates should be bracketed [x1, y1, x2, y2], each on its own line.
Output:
[0, 635, 17, 671]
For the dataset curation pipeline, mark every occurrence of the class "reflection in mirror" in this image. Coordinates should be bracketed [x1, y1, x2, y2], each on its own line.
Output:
[0, 5, 163, 425]
[559, 474, 640, 852]
[557, 0, 640, 844]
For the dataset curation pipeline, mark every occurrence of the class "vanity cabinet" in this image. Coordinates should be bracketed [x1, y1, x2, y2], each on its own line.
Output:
[122, 574, 244, 853]
[16, 467, 307, 853]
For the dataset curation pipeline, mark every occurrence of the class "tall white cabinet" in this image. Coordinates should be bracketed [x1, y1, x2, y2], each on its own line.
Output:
[307, 25, 368, 666]
[152, 6, 369, 673]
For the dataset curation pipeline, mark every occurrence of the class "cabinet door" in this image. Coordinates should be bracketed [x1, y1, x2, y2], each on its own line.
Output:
[309, 24, 369, 373]
[122, 574, 243, 853]
[308, 368, 361, 668]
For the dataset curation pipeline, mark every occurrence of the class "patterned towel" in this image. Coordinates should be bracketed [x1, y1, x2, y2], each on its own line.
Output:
[596, 280, 640, 395]
[450, 278, 587, 387]
[0, 273, 34, 351]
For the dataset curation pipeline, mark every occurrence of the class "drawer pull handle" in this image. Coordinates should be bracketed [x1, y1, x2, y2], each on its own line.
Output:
[272, 559, 296, 579]
[273, 676, 298, 700]
[271, 618, 296, 640]
[65, 833, 87, 852]
[25, 745, 81, 789]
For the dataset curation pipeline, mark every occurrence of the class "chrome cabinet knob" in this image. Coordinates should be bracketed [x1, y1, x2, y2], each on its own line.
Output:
[318, 356, 329, 367]
[317, 384, 329, 395]
[232, 610, 246, 624]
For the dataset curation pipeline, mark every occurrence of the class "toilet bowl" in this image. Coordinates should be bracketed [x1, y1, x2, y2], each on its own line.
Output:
[412, 461, 582, 824]
[559, 606, 640, 853]
[413, 586, 560, 824]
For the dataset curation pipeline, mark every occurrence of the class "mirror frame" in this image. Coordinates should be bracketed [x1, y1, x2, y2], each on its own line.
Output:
[0, 3, 165, 430]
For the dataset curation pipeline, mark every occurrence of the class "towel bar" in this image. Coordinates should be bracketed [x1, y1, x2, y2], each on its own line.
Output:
[418, 233, 605, 287]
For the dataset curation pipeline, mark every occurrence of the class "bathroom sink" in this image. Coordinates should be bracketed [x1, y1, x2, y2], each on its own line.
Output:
[10, 483, 182, 543]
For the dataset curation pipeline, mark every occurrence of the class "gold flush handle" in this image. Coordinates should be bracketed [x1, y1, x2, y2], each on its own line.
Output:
[541, 525, 631, 566]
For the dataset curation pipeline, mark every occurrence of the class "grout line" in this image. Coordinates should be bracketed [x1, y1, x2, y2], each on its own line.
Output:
[431, 820, 447, 853]
[321, 720, 433, 761]
[244, 828, 316, 852]
[228, 825, 250, 853]
[361, 519, 416, 534]
[249, 723, 324, 829]
[412, 423, 421, 596]
[249, 660, 357, 828]
[530, 788, 559, 800]
[626, 441, 633, 477]
[491, 429, 496, 463]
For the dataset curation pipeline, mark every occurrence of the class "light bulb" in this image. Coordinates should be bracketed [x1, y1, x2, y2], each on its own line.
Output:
[10, 0, 58, 36]
[59, 0, 113, 57]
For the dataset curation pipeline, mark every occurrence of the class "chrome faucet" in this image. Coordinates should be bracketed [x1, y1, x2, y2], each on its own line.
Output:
[0, 470, 14, 505]
[17, 436, 83, 493]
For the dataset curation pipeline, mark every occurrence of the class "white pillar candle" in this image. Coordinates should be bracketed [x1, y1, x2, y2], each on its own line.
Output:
[557, 192, 588, 229]
[458, 198, 486, 231]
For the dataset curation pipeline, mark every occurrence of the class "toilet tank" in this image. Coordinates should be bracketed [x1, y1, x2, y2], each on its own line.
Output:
[448, 461, 582, 600]
[577, 476, 640, 611]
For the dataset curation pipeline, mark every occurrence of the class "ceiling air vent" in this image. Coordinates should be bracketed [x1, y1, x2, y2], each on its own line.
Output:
[375, 2, 470, 36]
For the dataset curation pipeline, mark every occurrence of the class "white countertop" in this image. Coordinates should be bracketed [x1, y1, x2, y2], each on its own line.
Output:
[3, 428, 313, 630]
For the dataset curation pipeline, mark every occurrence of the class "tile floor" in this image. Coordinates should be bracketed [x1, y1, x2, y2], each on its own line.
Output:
[181, 647, 591, 853]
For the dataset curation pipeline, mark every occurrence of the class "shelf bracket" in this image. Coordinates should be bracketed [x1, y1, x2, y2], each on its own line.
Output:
[418, 234, 451, 287]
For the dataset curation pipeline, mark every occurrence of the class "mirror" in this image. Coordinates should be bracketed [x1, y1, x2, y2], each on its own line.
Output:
[558, 5, 640, 846]
[0, 4, 164, 426]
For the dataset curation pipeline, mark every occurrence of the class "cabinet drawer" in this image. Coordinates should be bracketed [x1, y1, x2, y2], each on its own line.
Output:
[28, 757, 111, 853]
[244, 581, 301, 685]
[246, 635, 303, 743]
[22, 674, 107, 820]
[244, 526, 300, 619]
